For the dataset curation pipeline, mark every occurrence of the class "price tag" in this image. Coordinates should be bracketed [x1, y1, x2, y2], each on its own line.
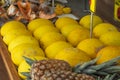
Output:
[114, 0, 120, 21]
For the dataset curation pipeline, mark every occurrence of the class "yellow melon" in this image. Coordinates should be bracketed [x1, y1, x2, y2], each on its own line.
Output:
[79, 15, 103, 29]
[3, 29, 32, 45]
[33, 25, 59, 40]
[40, 32, 66, 49]
[55, 47, 91, 67]
[27, 18, 54, 32]
[77, 38, 104, 58]
[93, 23, 118, 38]
[8, 35, 39, 52]
[45, 41, 73, 59]
[55, 17, 78, 29]
[96, 46, 120, 64]
[100, 32, 120, 46]
[67, 28, 91, 47]
[11, 43, 45, 66]
[1, 21, 26, 36]
[61, 24, 83, 37]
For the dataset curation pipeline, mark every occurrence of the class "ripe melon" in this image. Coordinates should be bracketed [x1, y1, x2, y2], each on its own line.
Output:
[27, 18, 54, 32]
[55, 17, 78, 29]
[77, 38, 104, 58]
[33, 25, 59, 40]
[96, 46, 120, 64]
[79, 15, 103, 29]
[8, 35, 39, 52]
[40, 32, 66, 49]
[99, 32, 120, 46]
[93, 23, 118, 37]
[55, 47, 91, 67]
[3, 29, 32, 45]
[11, 43, 45, 66]
[1, 21, 26, 36]
[67, 28, 91, 47]
[61, 24, 83, 37]
[45, 41, 73, 59]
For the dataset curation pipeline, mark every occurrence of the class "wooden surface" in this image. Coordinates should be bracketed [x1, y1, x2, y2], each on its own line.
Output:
[0, 35, 21, 80]
[0, 55, 10, 80]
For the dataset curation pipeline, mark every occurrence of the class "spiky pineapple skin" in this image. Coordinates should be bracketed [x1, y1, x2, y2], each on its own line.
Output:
[40, 71, 95, 80]
[30, 59, 72, 80]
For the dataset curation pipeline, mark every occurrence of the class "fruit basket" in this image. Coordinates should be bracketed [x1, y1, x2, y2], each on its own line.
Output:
[0, 0, 120, 80]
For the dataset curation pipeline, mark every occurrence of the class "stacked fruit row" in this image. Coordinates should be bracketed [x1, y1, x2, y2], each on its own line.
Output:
[0, 21, 47, 79]
[28, 18, 91, 67]
[0, 14, 120, 80]
[54, 15, 120, 65]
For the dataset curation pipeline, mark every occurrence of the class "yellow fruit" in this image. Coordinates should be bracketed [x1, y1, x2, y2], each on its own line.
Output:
[55, 17, 78, 29]
[55, 47, 91, 67]
[33, 25, 59, 40]
[3, 29, 32, 45]
[18, 56, 47, 79]
[99, 32, 120, 46]
[45, 41, 73, 59]
[27, 18, 54, 32]
[79, 15, 103, 29]
[67, 28, 91, 47]
[93, 23, 118, 37]
[8, 35, 39, 52]
[1, 21, 26, 36]
[18, 60, 30, 79]
[63, 7, 72, 14]
[11, 43, 45, 66]
[77, 38, 104, 58]
[61, 24, 83, 37]
[40, 32, 66, 49]
[96, 46, 120, 64]
[55, 4, 64, 15]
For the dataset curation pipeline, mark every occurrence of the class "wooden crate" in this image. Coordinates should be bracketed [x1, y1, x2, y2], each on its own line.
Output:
[0, 0, 119, 80]
[0, 35, 21, 80]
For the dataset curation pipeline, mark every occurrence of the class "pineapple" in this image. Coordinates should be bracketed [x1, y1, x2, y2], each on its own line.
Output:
[40, 71, 95, 80]
[73, 56, 120, 80]
[30, 59, 72, 80]
[23, 57, 120, 80]
[22, 57, 95, 80]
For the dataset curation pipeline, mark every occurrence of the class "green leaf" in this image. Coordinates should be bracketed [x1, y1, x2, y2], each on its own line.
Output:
[89, 56, 120, 71]
[21, 72, 31, 78]
[23, 56, 35, 66]
[73, 57, 99, 73]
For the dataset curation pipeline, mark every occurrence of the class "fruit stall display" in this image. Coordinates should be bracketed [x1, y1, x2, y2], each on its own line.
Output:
[0, 0, 120, 80]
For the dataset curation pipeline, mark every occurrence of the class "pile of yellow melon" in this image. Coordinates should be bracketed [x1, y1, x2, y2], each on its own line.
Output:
[1, 14, 120, 80]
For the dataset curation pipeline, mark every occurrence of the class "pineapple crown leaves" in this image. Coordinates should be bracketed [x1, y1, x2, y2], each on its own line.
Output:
[73, 56, 99, 73]
[103, 74, 117, 80]
[89, 56, 120, 70]
[23, 56, 37, 66]
[21, 56, 38, 79]
[74, 57, 98, 70]
[101, 66, 120, 73]
[97, 73, 120, 80]
[20, 72, 31, 79]
[73, 56, 120, 76]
